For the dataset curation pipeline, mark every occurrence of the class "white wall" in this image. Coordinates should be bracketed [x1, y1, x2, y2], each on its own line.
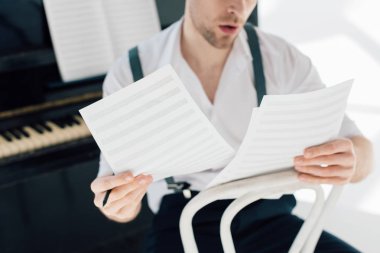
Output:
[259, 1, 380, 252]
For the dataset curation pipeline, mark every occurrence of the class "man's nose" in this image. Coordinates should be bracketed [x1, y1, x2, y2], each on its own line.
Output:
[227, 0, 246, 17]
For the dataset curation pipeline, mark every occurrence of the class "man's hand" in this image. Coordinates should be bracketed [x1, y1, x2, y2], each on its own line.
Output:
[90, 171, 153, 223]
[294, 138, 357, 185]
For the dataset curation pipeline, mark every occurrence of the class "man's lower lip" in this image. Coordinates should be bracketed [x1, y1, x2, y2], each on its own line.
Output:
[219, 25, 238, 35]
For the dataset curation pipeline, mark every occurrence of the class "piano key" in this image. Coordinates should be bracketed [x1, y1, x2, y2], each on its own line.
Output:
[12, 128, 35, 151]
[1, 126, 47, 157]
[70, 115, 88, 136]
[31, 124, 45, 134]
[33, 123, 59, 145]
[56, 118, 81, 139]
[45, 121, 72, 142]
[6, 130, 29, 153]
[63, 116, 88, 138]
[0, 114, 92, 160]
[51, 119, 66, 129]
[1, 132, 13, 142]
[40, 122, 52, 132]
[64, 116, 74, 127]
[1, 132, 21, 155]
[9, 129, 22, 140]
[0, 135, 11, 158]
[71, 116, 81, 125]
[37, 122, 52, 133]
[73, 115, 91, 136]
[0, 132, 16, 157]
[18, 128, 30, 138]
[23, 126, 50, 149]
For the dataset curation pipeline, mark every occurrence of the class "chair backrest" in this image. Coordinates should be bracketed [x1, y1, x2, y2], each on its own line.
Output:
[179, 170, 343, 253]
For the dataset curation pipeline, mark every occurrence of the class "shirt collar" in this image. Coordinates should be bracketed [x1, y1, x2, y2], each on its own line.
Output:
[230, 28, 253, 73]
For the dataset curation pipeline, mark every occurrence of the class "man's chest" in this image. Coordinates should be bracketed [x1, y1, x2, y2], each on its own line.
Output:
[177, 65, 258, 149]
[197, 72, 221, 105]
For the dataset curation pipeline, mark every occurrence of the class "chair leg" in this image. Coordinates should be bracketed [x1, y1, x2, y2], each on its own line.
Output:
[219, 183, 324, 253]
[179, 187, 225, 253]
[301, 186, 343, 253]
[289, 185, 325, 253]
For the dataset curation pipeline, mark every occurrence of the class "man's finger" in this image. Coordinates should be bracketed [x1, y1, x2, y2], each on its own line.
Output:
[103, 189, 141, 214]
[294, 165, 352, 178]
[90, 171, 134, 193]
[106, 174, 152, 204]
[297, 173, 349, 185]
[295, 153, 354, 167]
[93, 191, 106, 208]
[133, 185, 149, 203]
[304, 139, 352, 158]
[104, 185, 148, 217]
[106, 180, 140, 204]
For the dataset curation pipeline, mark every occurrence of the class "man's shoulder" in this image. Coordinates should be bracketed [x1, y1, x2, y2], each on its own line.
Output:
[250, 27, 312, 72]
[115, 20, 179, 62]
[137, 21, 179, 58]
[103, 21, 180, 95]
[247, 27, 323, 94]
[253, 27, 299, 56]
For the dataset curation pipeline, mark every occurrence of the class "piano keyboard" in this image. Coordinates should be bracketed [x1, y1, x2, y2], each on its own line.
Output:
[0, 115, 91, 159]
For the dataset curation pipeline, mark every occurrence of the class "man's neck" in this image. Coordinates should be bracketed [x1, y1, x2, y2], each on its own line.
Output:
[180, 18, 232, 72]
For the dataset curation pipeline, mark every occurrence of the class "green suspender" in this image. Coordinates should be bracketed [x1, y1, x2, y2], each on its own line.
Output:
[128, 22, 266, 194]
[128, 47, 143, 82]
[244, 23, 267, 105]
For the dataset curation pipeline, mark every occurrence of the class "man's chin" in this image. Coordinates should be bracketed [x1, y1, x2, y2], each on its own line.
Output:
[213, 36, 236, 49]
[200, 27, 237, 49]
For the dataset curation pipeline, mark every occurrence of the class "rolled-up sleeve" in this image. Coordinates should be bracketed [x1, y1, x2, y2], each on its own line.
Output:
[272, 38, 363, 140]
[338, 114, 362, 138]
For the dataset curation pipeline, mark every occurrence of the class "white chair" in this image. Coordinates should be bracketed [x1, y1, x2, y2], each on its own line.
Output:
[179, 170, 343, 253]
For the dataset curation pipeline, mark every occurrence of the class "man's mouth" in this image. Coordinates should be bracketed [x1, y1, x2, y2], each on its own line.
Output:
[219, 24, 239, 35]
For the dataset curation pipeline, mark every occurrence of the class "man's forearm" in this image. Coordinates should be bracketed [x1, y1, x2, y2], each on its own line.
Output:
[350, 135, 374, 183]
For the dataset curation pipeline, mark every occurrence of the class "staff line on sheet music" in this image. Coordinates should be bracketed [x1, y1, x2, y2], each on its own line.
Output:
[129, 129, 212, 167]
[113, 120, 203, 168]
[105, 108, 196, 153]
[111, 113, 199, 160]
[88, 76, 174, 121]
[101, 99, 188, 145]
[94, 87, 181, 132]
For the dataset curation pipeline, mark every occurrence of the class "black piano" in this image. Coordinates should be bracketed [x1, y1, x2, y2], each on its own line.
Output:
[0, 1, 258, 252]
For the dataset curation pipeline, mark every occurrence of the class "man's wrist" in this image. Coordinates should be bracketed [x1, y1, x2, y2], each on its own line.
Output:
[349, 136, 374, 183]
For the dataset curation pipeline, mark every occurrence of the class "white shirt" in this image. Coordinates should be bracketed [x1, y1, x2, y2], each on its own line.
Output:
[98, 20, 361, 213]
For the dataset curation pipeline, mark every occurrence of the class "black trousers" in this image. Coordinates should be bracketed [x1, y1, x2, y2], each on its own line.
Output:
[144, 192, 359, 253]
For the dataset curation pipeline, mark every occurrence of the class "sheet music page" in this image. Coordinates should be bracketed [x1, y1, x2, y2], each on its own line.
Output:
[80, 65, 235, 181]
[207, 80, 353, 188]
[102, 0, 161, 57]
[43, 0, 115, 82]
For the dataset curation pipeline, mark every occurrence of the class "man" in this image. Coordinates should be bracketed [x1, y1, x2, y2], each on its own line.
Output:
[90, 0, 374, 252]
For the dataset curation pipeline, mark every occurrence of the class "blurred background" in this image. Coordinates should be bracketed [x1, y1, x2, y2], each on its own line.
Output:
[0, 0, 378, 252]
[259, 1, 380, 252]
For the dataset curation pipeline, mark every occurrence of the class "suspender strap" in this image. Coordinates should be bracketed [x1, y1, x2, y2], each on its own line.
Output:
[129, 46, 144, 82]
[244, 23, 267, 105]
[165, 177, 191, 197]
